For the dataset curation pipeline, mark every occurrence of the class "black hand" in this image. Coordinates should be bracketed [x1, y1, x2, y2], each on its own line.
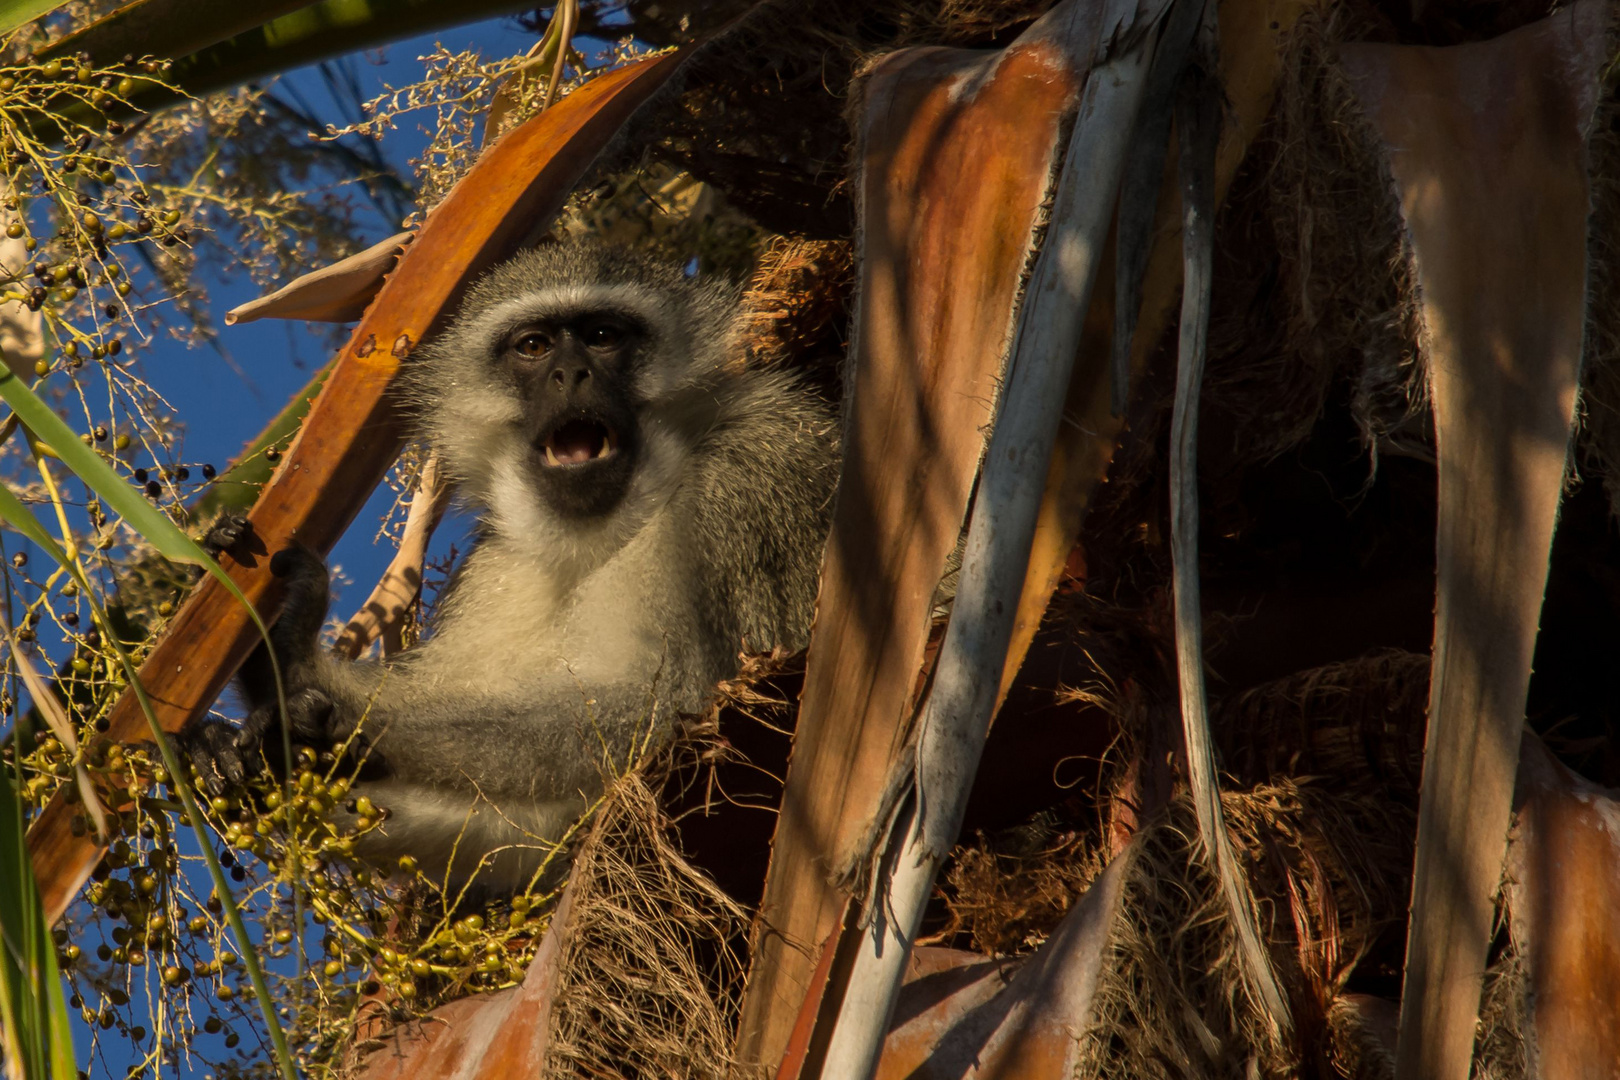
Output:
[200, 511, 251, 557]
[236, 686, 335, 760]
[179, 720, 249, 797]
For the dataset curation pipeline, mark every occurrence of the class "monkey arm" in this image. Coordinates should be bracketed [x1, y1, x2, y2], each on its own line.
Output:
[308, 668, 676, 805]
[210, 638, 677, 811]
[194, 538, 707, 801]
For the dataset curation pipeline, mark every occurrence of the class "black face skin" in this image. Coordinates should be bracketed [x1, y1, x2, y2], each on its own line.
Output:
[501, 313, 644, 519]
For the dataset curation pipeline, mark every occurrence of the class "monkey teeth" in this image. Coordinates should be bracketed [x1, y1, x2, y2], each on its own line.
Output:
[542, 421, 616, 467]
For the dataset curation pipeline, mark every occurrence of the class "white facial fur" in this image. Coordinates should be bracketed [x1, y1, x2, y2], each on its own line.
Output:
[408, 246, 740, 595]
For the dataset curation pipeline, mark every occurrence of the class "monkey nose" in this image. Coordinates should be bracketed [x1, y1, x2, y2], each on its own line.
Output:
[549, 364, 591, 391]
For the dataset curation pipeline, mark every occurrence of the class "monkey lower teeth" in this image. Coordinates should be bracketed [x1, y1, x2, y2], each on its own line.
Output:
[543, 423, 615, 467]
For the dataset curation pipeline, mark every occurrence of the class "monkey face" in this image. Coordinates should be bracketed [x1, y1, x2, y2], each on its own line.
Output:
[411, 242, 743, 552]
[500, 314, 644, 519]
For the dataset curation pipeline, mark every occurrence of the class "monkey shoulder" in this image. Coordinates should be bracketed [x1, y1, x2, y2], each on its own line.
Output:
[680, 367, 840, 652]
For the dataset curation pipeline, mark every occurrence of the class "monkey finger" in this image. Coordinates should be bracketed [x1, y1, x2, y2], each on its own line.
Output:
[180, 512, 254, 587]
[237, 692, 332, 756]
[201, 510, 251, 555]
[206, 747, 244, 792]
[189, 753, 225, 797]
[236, 704, 277, 758]
[180, 722, 239, 796]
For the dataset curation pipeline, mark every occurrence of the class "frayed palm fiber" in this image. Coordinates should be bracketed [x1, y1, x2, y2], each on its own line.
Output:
[1215, 649, 1428, 794]
[1073, 781, 1412, 1080]
[936, 649, 1540, 1077]
[738, 237, 854, 384]
[1319, 901, 1529, 1080]
[587, 0, 1052, 239]
[1472, 931, 1530, 1080]
[539, 771, 751, 1080]
[1198, 8, 1424, 472]
[936, 650, 1431, 976]
[937, 818, 1097, 956]
[1324, 996, 1399, 1079]
[1208, 0, 1620, 487]
[536, 651, 805, 1080]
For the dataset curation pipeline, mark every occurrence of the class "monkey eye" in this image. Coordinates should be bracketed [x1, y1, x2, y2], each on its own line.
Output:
[582, 322, 624, 350]
[512, 330, 552, 358]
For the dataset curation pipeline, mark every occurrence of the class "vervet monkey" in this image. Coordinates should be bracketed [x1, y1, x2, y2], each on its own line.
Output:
[189, 241, 840, 893]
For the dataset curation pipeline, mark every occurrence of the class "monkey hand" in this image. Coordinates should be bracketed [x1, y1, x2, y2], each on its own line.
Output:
[182, 685, 337, 795]
[200, 509, 251, 557]
[185, 545, 346, 793]
[178, 719, 248, 796]
[237, 684, 337, 760]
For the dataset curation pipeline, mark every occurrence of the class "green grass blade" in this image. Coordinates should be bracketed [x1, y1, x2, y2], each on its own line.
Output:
[0, 478, 65, 561]
[0, 754, 47, 1080]
[0, 744, 78, 1080]
[0, 0, 69, 38]
[38, 882, 74, 1080]
[0, 371, 305, 1078]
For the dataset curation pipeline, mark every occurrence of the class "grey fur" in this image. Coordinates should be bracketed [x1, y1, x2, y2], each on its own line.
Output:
[210, 241, 840, 895]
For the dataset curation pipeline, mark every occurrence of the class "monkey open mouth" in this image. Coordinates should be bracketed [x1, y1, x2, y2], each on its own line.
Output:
[540, 418, 618, 467]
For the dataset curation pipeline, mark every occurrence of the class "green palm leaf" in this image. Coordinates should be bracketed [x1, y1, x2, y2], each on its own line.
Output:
[0, 0, 68, 39]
